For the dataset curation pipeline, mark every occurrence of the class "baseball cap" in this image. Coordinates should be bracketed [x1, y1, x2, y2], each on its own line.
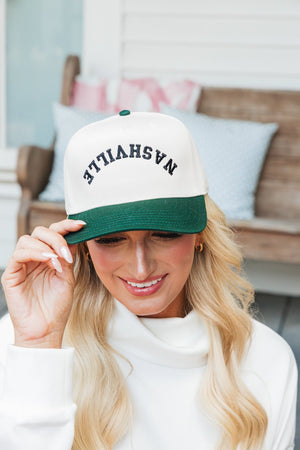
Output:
[64, 110, 208, 244]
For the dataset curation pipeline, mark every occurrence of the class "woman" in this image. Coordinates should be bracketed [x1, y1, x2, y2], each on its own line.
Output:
[0, 111, 297, 450]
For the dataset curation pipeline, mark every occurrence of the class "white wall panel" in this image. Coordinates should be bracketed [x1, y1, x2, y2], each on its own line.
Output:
[117, 0, 300, 89]
[0, 197, 19, 268]
[82, 0, 123, 77]
[0, 148, 20, 269]
[0, 0, 6, 149]
[83, 0, 300, 88]
[123, 45, 300, 74]
[124, 0, 300, 16]
[122, 44, 300, 88]
[124, 17, 300, 47]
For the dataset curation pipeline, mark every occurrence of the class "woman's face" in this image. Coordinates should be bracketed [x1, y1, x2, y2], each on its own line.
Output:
[87, 230, 202, 318]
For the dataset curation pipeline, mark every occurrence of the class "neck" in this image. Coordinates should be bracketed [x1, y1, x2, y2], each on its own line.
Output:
[138, 298, 192, 319]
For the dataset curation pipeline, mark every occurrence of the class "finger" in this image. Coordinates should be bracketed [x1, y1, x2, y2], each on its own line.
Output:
[49, 219, 86, 235]
[3, 239, 55, 287]
[50, 220, 86, 261]
[16, 234, 55, 252]
[4, 249, 63, 279]
[16, 234, 68, 263]
[31, 225, 80, 264]
[15, 234, 65, 270]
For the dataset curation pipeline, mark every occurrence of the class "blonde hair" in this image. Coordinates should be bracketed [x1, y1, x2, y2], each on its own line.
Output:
[63, 195, 267, 449]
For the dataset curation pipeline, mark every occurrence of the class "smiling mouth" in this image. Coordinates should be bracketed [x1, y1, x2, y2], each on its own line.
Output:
[126, 277, 163, 288]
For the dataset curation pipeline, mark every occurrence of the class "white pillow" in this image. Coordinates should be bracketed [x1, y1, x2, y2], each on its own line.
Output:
[39, 103, 111, 202]
[161, 105, 278, 220]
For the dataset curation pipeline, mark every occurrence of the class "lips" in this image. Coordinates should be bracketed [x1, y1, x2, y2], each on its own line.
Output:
[120, 275, 167, 296]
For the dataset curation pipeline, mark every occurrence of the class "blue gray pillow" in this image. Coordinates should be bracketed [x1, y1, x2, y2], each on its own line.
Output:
[39, 103, 111, 202]
[161, 105, 278, 220]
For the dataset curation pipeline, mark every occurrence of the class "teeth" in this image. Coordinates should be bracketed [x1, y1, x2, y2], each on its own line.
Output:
[127, 277, 162, 288]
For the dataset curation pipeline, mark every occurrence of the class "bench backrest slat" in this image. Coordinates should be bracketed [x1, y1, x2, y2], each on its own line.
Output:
[198, 88, 300, 220]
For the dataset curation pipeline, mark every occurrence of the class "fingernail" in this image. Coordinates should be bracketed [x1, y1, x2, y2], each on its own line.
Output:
[42, 252, 58, 259]
[51, 257, 63, 273]
[74, 220, 86, 225]
[60, 246, 73, 263]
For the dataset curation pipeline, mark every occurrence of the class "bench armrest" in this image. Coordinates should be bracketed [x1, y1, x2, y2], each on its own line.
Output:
[17, 144, 55, 200]
[60, 54, 80, 106]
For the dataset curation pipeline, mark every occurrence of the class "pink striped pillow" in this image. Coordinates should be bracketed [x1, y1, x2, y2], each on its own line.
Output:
[158, 79, 201, 111]
[71, 76, 201, 113]
[71, 79, 110, 111]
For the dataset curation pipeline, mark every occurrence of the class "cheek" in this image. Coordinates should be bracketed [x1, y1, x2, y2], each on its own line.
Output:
[88, 246, 123, 275]
[165, 237, 196, 270]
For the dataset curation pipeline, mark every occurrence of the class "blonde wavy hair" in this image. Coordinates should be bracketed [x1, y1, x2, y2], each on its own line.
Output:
[63, 195, 267, 449]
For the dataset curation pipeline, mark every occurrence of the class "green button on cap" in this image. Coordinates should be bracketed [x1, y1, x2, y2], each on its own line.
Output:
[119, 110, 130, 116]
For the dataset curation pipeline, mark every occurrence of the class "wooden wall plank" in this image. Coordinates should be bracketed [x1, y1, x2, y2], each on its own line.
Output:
[233, 227, 300, 263]
[196, 87, 300, 219]
[198, 89, 300, 163]
[256, 180, 300, 219]
[261, 157, 300, 183]
[271, 137, 300, 158]
[199, 88, 300, 113]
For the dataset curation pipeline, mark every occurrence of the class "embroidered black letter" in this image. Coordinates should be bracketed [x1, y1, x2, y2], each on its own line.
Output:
[88, 160, 100, 173]
[163, 159, 178, 176]
[83, 170, 94, 185]
[155, 150, 167, 165]
[129, 144, 141, 158]
[106, 148, 116, 163]
[116, 145, 129, 159]
[96, 152, 110, 166]
[142, 146, 153, 160]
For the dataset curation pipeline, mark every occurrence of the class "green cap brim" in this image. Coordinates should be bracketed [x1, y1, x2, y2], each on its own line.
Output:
[65, 196, 207, 244]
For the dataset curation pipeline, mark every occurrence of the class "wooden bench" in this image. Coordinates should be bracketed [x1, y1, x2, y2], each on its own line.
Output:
[17, 55, 300, 264]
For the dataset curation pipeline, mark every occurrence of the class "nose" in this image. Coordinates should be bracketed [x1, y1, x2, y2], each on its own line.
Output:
[128, 240, 156, 280]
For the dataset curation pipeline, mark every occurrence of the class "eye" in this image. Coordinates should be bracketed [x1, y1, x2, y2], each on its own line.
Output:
[94, 236, 125, 245]
[152, 232, 183, 240]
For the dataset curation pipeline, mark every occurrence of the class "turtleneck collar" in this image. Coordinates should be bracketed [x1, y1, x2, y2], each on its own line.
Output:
[107, 298, 209, 368]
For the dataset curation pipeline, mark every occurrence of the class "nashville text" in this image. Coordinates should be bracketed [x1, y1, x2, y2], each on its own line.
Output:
[83, 144, 178, 185]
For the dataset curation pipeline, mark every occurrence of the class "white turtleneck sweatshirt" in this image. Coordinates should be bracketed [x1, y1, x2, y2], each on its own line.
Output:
[0, 298, 297, 450]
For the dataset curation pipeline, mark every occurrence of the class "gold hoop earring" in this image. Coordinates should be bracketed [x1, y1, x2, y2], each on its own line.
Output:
[84, 250, 92, 261]
[195, 243, 204, 253]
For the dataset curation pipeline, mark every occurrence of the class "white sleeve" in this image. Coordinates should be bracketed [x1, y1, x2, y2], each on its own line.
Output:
[267, 345, 298, 450]
[244, 321, 298, 450]
[0, 344, 76, 450]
